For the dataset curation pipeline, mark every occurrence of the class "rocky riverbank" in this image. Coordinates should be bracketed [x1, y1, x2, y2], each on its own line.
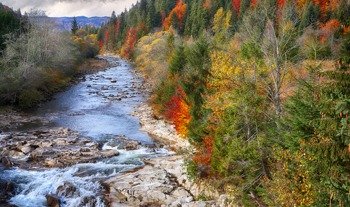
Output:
[0, 55, 235, 207]
[126, 102, 237, 207]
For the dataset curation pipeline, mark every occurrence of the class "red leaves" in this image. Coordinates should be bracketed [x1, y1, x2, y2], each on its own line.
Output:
[232, 0, 241, 14]
[313, 0, 329, 15]
[164, 86, 191, 137]
[193, 136, 214, 166]
[120, 27, 138, 59]
[277, 0, 286, 9]
[163, 0, 187, 30]
[250, 0, 258, 8]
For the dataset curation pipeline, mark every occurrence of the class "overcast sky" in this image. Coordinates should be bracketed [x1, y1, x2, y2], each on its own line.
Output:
[0, 0, 138, 17]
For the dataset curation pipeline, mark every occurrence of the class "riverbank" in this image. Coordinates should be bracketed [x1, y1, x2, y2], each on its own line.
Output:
[127, 102, 236, 207]
[0, 55, 234, 207]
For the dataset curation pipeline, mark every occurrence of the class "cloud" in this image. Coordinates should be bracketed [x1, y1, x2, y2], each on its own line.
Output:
[0, 0, 137, 17]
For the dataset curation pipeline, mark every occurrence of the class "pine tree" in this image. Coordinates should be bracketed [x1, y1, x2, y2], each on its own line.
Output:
[71, 17, 79, 35]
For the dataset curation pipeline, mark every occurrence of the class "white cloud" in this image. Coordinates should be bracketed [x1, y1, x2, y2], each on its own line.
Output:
[0, 0, 137, 17]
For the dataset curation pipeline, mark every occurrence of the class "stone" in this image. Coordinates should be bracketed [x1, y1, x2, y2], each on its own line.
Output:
[18, 145, 32, 154]
[44, 158, 58, 167]
[79, 196, 97, 207]
[56, 182, 79, 198]
[46, 195, 60, 207]
[1, 157, 13, 168]
[101, 150, 119, 157]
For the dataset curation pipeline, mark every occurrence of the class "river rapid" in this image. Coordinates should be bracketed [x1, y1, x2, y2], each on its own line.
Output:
[0, 56, 169, 207]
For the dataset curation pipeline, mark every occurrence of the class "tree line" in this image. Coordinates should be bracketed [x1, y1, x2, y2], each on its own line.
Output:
[99, 0, 350, 205]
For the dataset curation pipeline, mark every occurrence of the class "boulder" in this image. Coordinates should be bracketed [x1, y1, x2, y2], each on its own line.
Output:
[18, 145, 32, 154]
[56, 182, 79, 198]
[46, 195, 60, 207]
[1, 157, 13, 168]
[101, 150, 119, 157]
[79, 196, 97, 207]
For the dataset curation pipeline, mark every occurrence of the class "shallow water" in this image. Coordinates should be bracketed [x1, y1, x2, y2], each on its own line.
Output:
[36, 56, 152, 143]
[0, 56, 164, 207]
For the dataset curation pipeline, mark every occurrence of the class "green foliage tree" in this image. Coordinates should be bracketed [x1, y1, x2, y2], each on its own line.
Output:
[184, 37, 211, 143]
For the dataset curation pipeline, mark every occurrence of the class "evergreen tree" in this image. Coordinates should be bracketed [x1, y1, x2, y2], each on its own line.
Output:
[71, 16, 79, 35]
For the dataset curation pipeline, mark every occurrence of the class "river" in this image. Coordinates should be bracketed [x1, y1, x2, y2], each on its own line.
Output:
[0, 56, 169, 207]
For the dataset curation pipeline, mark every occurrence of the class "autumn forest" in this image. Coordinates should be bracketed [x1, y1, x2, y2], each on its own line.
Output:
[1, 0, 350, 206]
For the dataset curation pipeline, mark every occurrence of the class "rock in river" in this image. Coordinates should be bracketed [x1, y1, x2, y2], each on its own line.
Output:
[0, 128, 120, 169]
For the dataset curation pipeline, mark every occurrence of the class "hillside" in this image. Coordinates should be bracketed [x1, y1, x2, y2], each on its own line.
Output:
[97, 0, 350, 206]
[52, 16, 109, 30]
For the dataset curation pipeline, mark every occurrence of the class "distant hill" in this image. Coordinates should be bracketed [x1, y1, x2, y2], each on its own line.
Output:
[51, 16, 109, 30]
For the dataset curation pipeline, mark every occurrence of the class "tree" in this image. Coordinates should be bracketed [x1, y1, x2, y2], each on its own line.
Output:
[71, 17, 79, 35]
[212, 7, 232, 45]
[184, 37, 211, 143]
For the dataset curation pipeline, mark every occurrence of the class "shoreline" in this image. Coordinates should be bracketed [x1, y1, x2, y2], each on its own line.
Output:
[0, 55, 233, 206]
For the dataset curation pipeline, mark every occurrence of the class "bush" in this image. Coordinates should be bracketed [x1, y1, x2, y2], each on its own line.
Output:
[18, 89, 44, 109]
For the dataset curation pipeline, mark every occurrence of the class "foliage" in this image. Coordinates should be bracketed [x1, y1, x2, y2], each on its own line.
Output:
[0, 13, 79, 108]
[0, 3, 27, 51]
[102, 0, 350, 205]
[164, 85, 191, 137]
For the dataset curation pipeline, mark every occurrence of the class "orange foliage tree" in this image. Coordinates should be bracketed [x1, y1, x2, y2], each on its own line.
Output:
[120, 27, 138, 59]
[320, 19, 341, 42]
[164, 85, 191, 137]
[163, 0, 187, 30]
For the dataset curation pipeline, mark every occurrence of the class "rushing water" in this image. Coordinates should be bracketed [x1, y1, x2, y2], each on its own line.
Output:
[0, 56, 166, 207]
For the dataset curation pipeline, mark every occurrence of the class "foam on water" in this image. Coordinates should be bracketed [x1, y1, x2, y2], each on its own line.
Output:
[1, 147, 169, 207]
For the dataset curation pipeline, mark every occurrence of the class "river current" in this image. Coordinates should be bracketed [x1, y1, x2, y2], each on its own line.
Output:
[0, 56, 167, 207]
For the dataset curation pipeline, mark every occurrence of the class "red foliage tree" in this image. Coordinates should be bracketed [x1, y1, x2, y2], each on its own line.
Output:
[250, 0, 258, 7]
[232, 0, 241, 14]
[120, 27, 138, 59]
[277, 0, 286, 9]
[164, 86, 191, 137]
[193, 136, 214, 166]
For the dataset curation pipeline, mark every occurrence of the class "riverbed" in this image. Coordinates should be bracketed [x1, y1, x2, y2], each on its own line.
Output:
[0, 56, 169, 207]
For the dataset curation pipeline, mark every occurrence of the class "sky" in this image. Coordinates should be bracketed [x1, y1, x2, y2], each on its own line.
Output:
[0, 0, 138, 17]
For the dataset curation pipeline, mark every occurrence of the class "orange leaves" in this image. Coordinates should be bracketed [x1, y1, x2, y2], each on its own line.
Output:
[163, 0, 187, 30]
[203, 0, 212, 9]
[313, 0, 340, 16]
[193, 136, 214, 166]
[164, 86, 191, 137]
[320, 19, 341, 42]
[277, 0, 286, 9]
[120, 27, 138, 59]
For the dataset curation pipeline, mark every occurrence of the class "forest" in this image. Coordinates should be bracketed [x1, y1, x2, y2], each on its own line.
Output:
[0, 4, 99, 108]
[1, 0, 350, 206]
[97, 0, 350, 206]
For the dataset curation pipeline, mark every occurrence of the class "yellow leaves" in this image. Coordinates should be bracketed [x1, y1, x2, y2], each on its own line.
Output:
[209, 50, 237, 89]
[134, 31, 171, 88]
[213, 8, 232, 45]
